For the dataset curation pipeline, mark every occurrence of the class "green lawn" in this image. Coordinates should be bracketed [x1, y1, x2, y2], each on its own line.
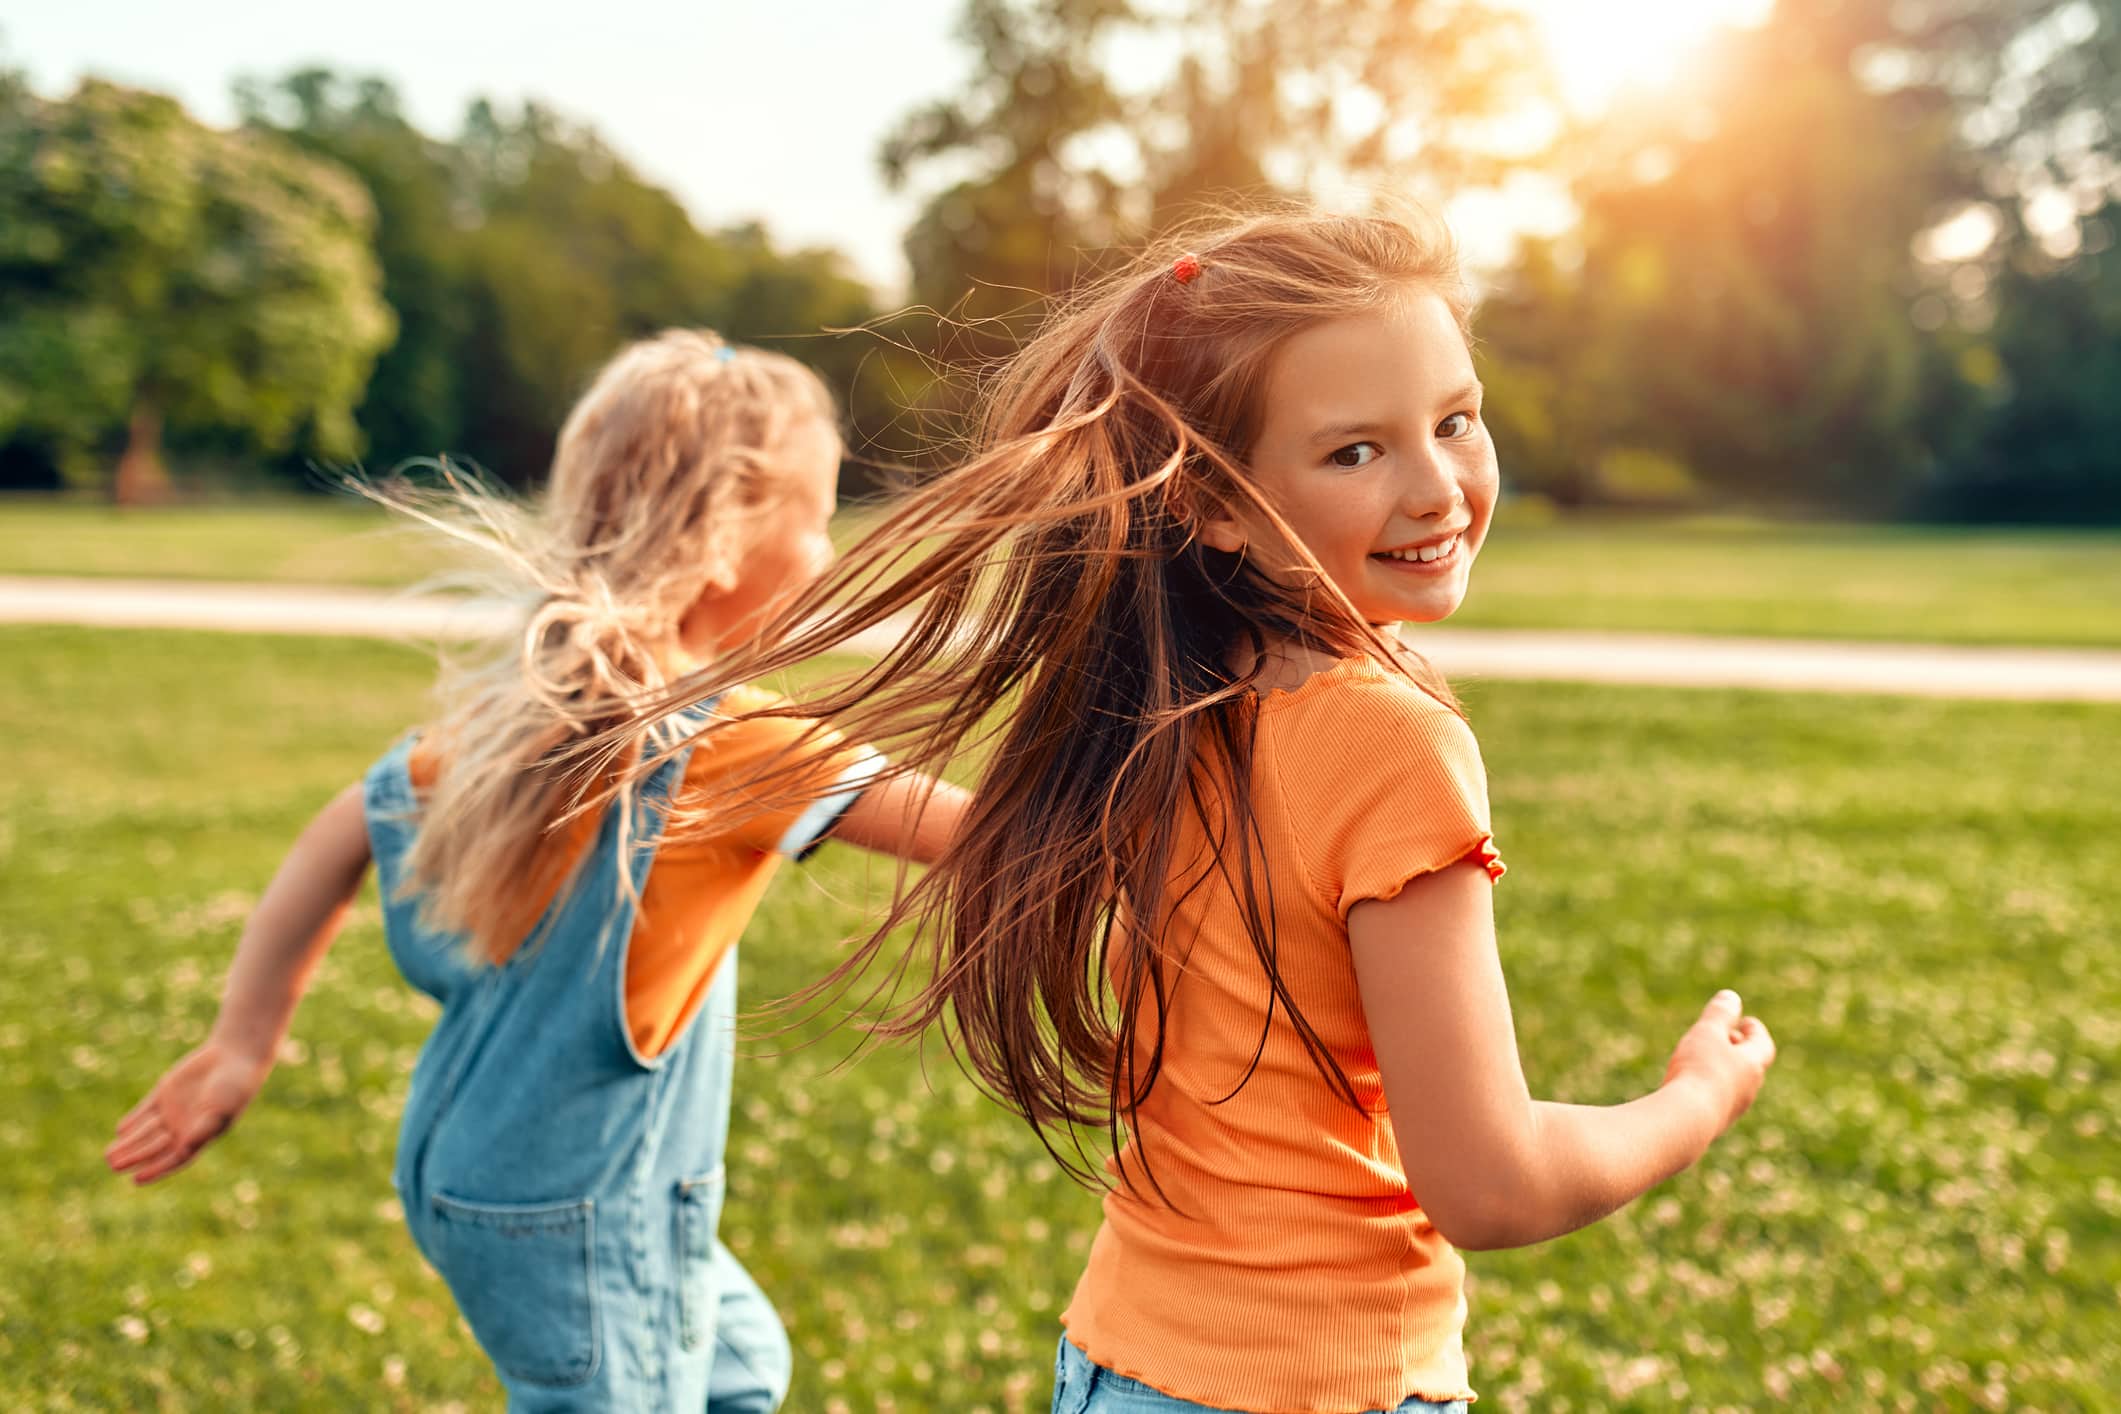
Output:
[7, 495, 2121, 648]
[1460, 516, 2121, 648]
[0, 500, 452, 589]
[2, 626, 2116, 1410]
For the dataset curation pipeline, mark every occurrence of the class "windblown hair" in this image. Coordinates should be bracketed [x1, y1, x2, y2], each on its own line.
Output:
[375, 329, 836, 963]
[613, 206, 1473, 1185]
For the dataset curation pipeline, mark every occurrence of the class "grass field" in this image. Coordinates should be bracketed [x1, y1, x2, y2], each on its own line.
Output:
[2, 626, 2117, 1411]
[5, 496, 2120, 648]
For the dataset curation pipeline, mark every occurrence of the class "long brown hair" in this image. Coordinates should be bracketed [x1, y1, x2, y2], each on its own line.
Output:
[610, 207, 1472, 1184]
[374, 329, 835, 963]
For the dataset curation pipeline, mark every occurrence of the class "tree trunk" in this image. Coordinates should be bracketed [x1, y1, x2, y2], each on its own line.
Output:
[112, 399, 173, 505]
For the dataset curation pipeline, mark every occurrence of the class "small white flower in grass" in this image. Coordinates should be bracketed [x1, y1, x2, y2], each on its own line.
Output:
[233, 1179, 260, 1205]
[383, 1356, 406, 1387]
[114, 1315, 149, 1344]
[348, 1304, 385, 1334]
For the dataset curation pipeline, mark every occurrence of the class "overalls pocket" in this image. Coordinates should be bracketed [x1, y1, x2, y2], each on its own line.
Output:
[675, 1169, 727, 1351]
[427, 1192, 599, 1387]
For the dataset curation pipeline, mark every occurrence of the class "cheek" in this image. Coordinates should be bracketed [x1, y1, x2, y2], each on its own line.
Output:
[1461, 442, 1501, 536]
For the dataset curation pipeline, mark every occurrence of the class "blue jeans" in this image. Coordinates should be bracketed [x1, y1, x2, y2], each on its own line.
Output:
[1050, 1335, 1469, 1414]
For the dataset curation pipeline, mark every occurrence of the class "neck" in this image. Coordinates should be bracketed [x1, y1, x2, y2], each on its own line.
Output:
[1230, 620, 1409, 695]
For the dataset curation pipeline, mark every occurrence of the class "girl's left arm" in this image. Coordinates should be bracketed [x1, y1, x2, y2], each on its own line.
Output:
[829, 771, 971, 865]
[105, 781, 373, 1185]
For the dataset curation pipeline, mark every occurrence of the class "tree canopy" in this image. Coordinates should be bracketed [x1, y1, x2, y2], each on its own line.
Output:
[0, 75, 393, 499]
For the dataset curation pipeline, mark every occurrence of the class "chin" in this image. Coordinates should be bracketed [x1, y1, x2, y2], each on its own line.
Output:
[1394, 592, 1465, 625]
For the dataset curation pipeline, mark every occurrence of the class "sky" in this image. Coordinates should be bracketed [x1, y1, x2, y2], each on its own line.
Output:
[1, 0, 968, 292]
[2, 0, 1772, 297]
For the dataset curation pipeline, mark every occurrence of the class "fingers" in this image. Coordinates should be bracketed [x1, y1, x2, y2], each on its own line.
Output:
[1701, 989, 1742, 1023]
[1734, 1015, 1777, 1068]
[116, 1092, 159, 1134]
[129, 1144, 205, 1186]
[105, 1114, 176, 1175]
[111, 1101, 161, 1146]
[107, 1120, 205, 1185]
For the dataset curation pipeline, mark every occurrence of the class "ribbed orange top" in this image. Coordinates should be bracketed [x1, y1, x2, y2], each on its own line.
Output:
[1063, 657, 1504, 1413]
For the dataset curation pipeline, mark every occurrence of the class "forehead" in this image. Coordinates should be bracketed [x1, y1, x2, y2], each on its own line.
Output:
[1257, 294, 1473, 432]
[770, 412, 841, 480]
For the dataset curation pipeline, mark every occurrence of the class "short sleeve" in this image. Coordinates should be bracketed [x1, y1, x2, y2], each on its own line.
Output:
[1269, 675, 1504, 922]
[678, 687, 886, 860]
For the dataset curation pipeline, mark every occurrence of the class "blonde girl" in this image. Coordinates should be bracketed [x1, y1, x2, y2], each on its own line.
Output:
[106, 331, 966, 1412]
[611, 214, 1777, 1412]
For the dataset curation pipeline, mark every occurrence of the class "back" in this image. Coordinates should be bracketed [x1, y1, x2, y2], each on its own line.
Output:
[1063, 657, 1504, 1413]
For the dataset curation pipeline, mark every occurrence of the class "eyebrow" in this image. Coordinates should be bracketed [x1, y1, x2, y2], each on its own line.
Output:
[1307, 381, 1485, 445]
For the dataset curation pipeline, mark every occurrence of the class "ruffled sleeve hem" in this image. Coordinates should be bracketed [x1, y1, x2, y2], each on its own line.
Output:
[1338, 834, 1505, 920]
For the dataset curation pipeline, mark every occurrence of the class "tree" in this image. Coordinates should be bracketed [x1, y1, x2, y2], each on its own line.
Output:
[0, 78, 393, 500]
[236, 69, 471, 468]
[882, 0, 1549, 316]
[240, 73, 893, 491]
[1475, 0, 1997, 513]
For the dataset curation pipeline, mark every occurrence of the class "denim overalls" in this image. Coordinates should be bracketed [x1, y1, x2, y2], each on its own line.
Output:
[363, 725, 792, 1412]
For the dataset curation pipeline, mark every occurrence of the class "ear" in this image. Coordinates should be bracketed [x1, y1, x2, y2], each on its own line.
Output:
[676, 566, 740, 635]
[690, 561, 741, 601]
[1195, 501, 1248, 554]
[1171, 483, 1247, 555]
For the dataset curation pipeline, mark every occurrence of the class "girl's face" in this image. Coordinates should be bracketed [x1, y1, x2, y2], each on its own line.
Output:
[1222, 291, 1498, 631]
[680, 414, 841, 657]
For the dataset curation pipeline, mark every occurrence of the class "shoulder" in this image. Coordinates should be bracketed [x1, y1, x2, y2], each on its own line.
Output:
[1262, 659, 1478, 761]
[679, 684, 843, 791]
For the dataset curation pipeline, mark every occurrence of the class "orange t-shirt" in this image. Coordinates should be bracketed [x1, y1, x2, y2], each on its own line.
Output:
[1062, 657, 1504, 1413]
[409, 685, 878, 1058]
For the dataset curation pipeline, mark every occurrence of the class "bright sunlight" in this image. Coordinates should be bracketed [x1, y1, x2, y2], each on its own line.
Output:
[1521, 0, 1777, 111]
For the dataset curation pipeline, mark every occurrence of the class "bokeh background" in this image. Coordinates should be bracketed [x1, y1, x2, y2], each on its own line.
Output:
[2, 1, 2117, 1409]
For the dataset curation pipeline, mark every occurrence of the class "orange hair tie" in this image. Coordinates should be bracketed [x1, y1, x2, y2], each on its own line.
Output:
[1171, 253, 1203, 284]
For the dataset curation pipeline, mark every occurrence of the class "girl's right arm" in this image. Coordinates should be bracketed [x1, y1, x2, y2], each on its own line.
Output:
[829, 771, 971, 865]
[1349, 859, 1775, 1251]
[105, 782, 374, 1185]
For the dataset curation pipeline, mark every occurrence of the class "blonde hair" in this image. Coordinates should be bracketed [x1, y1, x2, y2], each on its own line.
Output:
[377, 329, 836, 962]
[599, 205, 1474, 1184]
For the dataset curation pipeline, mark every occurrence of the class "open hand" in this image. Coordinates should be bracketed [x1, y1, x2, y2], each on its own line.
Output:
[1663, 989, 1776, 1137]
[106, 1041, 272, 1185]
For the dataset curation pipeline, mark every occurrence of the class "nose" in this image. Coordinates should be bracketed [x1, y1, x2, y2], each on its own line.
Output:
[1396, 440, 1466, 523]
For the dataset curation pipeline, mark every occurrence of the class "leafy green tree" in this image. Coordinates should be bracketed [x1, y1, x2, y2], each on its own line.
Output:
[1927, 202, 2121, 521]
[0, 78, 393, 500]
[236, 69, 471, 468]
[883, 0, 1548, 316]
[239, 73, 893, 491]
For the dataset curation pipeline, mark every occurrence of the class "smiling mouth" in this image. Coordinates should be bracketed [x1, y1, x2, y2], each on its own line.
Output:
[1371, 534, 1463, 569]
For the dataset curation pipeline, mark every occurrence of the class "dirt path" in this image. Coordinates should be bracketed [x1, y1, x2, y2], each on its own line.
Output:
[7, 575, 2120, 702]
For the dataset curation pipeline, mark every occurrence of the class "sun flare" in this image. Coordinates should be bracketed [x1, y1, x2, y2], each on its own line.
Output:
[1521, 0, 1777, 111]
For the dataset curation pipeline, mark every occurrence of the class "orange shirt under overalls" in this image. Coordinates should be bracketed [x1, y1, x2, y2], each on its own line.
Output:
[411, 684, 876, 1058]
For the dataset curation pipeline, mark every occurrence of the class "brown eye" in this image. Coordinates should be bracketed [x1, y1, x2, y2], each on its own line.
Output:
[1438, 413, 1475, 439]
[1329, 441, 1382, 469]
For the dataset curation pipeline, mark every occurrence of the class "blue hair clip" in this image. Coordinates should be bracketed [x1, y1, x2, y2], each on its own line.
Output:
[715, 345, 737, 363]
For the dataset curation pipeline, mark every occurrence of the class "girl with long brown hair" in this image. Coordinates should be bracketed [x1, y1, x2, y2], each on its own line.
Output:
[106, 330, 967, 1412]
[620, 209, 1777, 1412]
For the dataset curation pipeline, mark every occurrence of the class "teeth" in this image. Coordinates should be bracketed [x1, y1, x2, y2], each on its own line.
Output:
[1381, 536, 1457, 563]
